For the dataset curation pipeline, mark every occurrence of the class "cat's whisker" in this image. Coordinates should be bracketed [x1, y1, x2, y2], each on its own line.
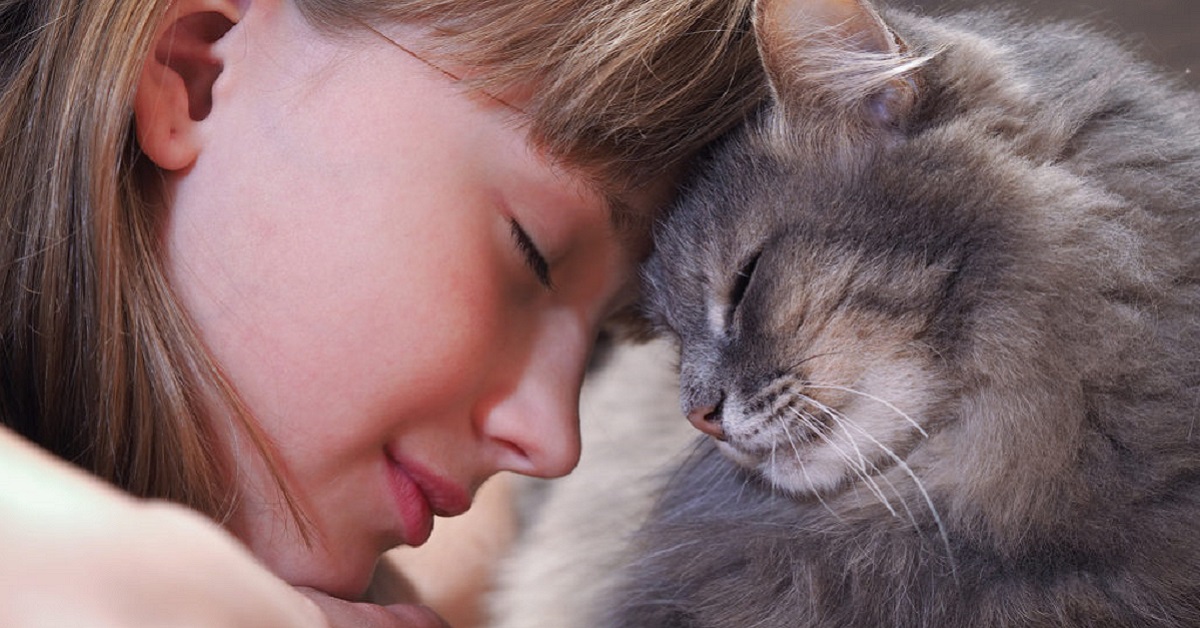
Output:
[811, 408, 900, 518]
[767, 434, 783, 497]
[829, 409, 923, 531]
[805, 409, 883, 488]
[780, 418, 847, 521]
[800, 396, 872, 471]
[815, 407, 957, 578]
[866, 456, 920, 529]
[801, 395, 926, 530]
[784, 404, 898, 517]
[802, 382, 929, 438]
[785, 350, 844, 373]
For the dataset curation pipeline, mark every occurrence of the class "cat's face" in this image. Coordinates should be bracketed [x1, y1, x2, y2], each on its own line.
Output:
[641, 0, 1074, 498]
[640, 0, 1023, 498]
[643, 146, 954, 496]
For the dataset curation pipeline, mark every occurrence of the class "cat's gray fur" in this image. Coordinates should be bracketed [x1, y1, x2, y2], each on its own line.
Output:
[607, 0, 1200, 626]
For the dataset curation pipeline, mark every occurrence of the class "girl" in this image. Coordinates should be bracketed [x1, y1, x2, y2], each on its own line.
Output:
[0, 0, 764, 625]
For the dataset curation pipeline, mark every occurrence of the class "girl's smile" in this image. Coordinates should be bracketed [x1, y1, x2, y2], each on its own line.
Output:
[385, 451, 472, 547]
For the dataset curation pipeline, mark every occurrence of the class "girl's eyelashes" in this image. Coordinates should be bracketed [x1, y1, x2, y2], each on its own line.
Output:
[509, 219, 554, 290]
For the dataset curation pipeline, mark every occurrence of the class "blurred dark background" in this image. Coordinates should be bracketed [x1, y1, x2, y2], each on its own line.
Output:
[889, 0, 1199, 88]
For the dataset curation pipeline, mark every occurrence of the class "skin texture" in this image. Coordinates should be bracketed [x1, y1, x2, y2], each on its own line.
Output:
[0, 427, 332, 628]
[376, 474, 520, 627]
[138, 0, 654, 603]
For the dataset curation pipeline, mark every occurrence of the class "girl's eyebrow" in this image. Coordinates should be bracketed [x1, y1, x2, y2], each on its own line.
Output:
[355, 18, 526, 115]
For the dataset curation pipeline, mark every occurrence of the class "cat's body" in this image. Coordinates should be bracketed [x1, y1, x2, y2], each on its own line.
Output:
[606, 1, 1200, 626]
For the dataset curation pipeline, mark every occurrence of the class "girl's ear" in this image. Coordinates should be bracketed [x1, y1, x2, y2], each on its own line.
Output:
[134, 0, 240, 172]
[753, 0, 923, 134]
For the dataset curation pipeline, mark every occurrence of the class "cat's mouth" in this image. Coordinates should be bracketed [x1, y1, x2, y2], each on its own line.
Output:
[716, 393, 835, 447]
[716, 437, 849, 497]
[705, 387, 922, 497]
[699, 393, 840, 492]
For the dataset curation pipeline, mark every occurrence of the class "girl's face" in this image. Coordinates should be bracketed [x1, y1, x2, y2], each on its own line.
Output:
[161, 4, 656, 597]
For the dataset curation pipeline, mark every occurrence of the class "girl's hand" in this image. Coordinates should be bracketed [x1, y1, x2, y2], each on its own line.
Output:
[0, 427, 319, 627]
[298, 587, 450, 628]
[0, 425, 450, 628]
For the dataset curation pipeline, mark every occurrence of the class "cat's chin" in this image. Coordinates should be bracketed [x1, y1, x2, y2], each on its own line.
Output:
[716, 440, 848, 497]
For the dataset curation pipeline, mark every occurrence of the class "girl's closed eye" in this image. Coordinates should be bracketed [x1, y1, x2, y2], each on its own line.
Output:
[509, 218, 553, 290]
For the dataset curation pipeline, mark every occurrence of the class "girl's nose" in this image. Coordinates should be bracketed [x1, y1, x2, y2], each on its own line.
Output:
[478, 326, 588, 479]
[483, 379, 582, 479]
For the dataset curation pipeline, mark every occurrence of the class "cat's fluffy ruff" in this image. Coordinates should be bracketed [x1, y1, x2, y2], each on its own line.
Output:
[607, 0, 1200, 626]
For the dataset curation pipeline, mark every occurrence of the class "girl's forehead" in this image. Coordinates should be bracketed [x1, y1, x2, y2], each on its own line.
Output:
[356, 15, 708, 252]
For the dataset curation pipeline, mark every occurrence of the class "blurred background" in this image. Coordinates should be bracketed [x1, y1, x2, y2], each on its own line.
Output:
[892, 0, 1198, 87]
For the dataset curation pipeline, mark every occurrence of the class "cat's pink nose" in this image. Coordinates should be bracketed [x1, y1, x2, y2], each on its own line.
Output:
[687, 406, 726, 441]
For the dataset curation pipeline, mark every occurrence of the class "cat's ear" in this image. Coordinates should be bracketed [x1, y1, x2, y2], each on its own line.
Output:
[753, 0, 925, 148]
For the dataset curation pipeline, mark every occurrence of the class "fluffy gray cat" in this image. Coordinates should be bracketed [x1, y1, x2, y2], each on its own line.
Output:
[607, 0, 1200, 625]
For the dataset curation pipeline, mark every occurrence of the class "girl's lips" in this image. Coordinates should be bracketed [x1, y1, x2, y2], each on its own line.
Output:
[400, 458, 472, 518]
[384, 451, 471, 547]
[385, 459, 434, 546]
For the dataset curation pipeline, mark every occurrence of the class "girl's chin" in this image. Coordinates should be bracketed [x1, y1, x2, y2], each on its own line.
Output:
[254, 540, 387, 601]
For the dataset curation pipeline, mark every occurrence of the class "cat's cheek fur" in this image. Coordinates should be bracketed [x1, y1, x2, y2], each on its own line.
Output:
[707, 341, 940, 496]
[845, 360, 944, 448]
[766, 360, 941, 496]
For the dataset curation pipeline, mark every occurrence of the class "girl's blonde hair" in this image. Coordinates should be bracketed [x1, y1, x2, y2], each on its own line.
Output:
[0, 0, 765, 519]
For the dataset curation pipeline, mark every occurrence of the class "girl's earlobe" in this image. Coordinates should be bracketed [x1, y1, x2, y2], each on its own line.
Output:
[134, 1, 238, 172]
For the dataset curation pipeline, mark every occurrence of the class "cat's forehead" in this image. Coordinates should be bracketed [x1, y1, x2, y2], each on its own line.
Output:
[664, 138, 798, 249]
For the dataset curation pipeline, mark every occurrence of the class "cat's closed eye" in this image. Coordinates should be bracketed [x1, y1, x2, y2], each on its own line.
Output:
[727, 249, 762, 325]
